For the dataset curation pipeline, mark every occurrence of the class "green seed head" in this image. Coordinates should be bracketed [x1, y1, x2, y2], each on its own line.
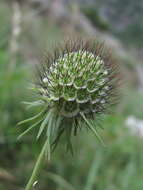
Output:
[20, 39, 120, 153]
[40, 51, 110, 117]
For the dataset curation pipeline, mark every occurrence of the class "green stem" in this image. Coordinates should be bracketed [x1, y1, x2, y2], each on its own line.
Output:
[25, 139, 49, 190]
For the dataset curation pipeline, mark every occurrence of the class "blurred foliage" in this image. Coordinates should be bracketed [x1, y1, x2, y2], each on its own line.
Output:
[97, 0, 143, 48]
[81, 0, 143, 47]
[118, 22, 143, 48]
[81, 6, 109, 31]
[1, 1, 143, 190]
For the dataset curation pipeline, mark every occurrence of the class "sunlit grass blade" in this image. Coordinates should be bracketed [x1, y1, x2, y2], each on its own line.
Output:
[80, 112, 105, 146]
[17, 118, 43, 140]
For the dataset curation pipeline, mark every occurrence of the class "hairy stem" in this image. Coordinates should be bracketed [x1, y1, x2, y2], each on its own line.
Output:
[25, 139, 49, 190]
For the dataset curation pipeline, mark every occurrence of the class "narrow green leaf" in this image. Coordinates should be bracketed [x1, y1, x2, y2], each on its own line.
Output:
[65, 126, 73, 155]
[22, 100, 45, 109]
[18, 108, 46, 125]
[55, 116, 62, 130]
[46, 112, 54, 139]
[17, 118, 43, 140]
[45, 111, 55, 160]
[51, 127, 64, 152]
[22, 100, 44, 105]
[51, 116, 62, 139]
[80, 112, 105, 146]
[45, 136, 51, 161]
[37, 111, 51, 139]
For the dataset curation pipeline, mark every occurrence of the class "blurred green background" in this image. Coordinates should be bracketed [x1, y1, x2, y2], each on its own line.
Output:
[1, 0, 143, 190]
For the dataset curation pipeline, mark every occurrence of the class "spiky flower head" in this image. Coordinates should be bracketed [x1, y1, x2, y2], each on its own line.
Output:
[19, 39, 120, 155]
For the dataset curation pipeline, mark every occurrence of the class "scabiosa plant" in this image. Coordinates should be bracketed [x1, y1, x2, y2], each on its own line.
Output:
[18, 38, 120, 190]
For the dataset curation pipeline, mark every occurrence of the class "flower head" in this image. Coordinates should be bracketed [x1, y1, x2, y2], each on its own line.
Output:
[19, 39, 120, 155]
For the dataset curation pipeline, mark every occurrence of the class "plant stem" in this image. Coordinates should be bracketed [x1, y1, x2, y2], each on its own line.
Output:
[25, 139, 49, 190]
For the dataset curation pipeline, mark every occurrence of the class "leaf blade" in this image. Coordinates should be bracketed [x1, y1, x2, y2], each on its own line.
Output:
[18, 108, 46, 125]
[80, 112, 105, 146]
[37, 111, 51, 139]
[17, 118, 43, 140]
